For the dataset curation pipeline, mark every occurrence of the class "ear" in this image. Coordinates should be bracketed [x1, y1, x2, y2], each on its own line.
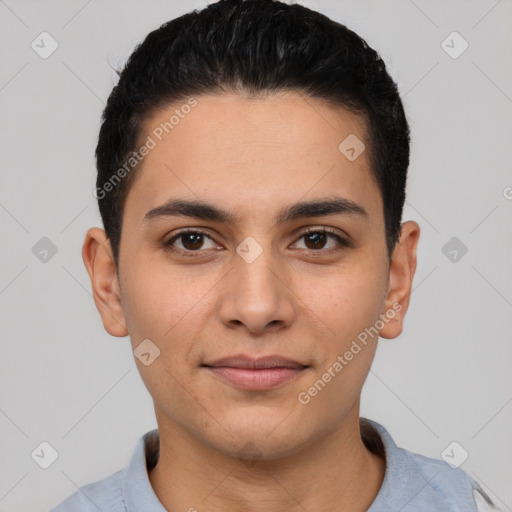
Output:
[379, 221, 420, 340]
[82, 227, 128, 337]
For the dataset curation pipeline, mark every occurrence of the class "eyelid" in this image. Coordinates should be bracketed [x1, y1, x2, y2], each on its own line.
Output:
[297, 226, 348, 239]
[165, 228, 218, 246]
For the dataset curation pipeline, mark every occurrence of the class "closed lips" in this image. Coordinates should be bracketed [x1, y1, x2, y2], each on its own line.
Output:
[202, 356, 308, 369]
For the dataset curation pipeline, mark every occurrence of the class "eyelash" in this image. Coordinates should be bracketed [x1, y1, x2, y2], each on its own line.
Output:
[163, 227, 350, 257]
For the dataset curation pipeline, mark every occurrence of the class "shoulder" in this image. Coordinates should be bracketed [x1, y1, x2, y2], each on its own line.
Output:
[49, 429, 160, 512]
[403, 448, 497, 511]
[362, 418, 502, 512]
[49, 470, 125, 512]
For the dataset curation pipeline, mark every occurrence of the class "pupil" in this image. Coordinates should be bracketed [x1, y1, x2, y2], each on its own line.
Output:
[306, 232, 326, 249]
[184, 233, 203, 250]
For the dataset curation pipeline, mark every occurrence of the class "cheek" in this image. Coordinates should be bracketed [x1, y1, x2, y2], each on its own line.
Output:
[120, 262, 212, 341]
[298, 262, 388, 345]
[120, 267, 209, 414]
[295, 271, 386, 423]
[119, 262, 223, 391]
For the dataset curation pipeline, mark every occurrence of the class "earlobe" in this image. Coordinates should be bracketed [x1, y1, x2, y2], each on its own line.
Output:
[82, 227, 129, 337]
[379, 221, 420, 340]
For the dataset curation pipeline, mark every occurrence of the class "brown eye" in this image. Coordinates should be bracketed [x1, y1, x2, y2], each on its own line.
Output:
[164, 229, 218, 253]
[180, 232, 205, 250]
[304, 232, 328, 249]
[294, 228, 349, 252]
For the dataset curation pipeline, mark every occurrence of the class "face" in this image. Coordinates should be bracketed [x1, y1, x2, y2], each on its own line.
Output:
[83, 91, 419, 460]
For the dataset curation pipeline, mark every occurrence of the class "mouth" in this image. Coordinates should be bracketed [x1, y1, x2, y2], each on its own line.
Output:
[201, 355, 309, 391]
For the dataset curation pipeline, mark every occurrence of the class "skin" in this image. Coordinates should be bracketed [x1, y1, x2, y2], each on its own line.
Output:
[82, 91, 420, 511]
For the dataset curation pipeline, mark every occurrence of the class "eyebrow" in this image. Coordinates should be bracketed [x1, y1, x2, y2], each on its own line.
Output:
[141, 196, 368, 226]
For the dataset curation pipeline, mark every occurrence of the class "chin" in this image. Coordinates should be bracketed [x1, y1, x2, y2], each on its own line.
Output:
[210, 409, 317, 462]
[224, 434, 304, 463]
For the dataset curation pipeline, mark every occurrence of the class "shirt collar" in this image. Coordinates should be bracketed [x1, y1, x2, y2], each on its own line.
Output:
[122, 429, 167, 511]
[364, 418, 445, 511]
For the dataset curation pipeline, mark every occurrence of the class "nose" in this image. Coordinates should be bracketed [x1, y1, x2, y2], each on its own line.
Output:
[217, 242, 295, 335]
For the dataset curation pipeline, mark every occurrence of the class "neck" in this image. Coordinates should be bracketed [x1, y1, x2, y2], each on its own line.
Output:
[148, 411, 386, 512]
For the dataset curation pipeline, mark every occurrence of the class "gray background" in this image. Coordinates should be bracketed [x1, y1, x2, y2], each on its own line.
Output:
[1, 0, 511, 510]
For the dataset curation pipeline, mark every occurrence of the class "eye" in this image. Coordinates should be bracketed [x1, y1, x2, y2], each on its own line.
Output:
[163, 227, 350, 257]
[293, 228, 349, 251]
[164, 229, 220, 254]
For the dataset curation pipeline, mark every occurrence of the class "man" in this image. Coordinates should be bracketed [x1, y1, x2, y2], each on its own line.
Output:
[51, 0, 500, 510]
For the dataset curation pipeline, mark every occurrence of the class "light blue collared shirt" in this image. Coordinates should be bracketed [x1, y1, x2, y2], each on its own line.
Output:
[49, 418, 500, 511]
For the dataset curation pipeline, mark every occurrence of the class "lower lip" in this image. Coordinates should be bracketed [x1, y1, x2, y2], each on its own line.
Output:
[205, 366, 306, 390]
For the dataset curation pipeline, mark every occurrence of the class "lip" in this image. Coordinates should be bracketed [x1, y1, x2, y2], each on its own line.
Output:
[202, 355, 309, 391]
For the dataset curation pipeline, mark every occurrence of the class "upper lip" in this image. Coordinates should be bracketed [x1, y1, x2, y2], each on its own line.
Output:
[203, 355, 307, 369]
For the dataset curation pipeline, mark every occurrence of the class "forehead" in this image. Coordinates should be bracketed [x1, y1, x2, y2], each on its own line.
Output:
[124, 91, 382, 227]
